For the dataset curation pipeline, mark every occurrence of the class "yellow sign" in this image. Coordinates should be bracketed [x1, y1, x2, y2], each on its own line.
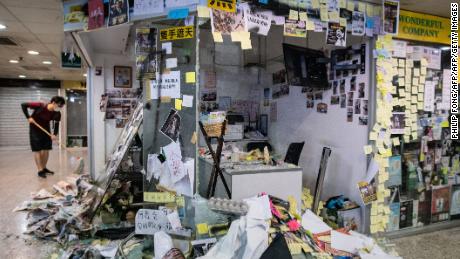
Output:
[160, 26, 194, 41]
[143, 192, 176, 203]
[396, 10, 450, 45]
[208, 0, 236, 13]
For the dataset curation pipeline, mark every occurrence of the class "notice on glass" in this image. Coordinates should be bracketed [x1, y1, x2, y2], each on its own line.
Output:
[150, 71, 181, 99]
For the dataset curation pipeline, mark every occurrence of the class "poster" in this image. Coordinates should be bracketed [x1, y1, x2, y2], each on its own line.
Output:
[160, 109, 181, 142]
[423, 81, 435, 112]
[61, 52, 82, 69]
[284, 19, 307, 38]
[136, 55, 156, 80]
[210, 5, 245, 34]
[388, 155, 402, 187]
[390, 112, 405, 134]
[450, 184, 460, 218]
[387, 202, 400, 231]
[383, 0, 399, 35]
[63, 0, 87, 31]
[431, 185, 450, 223]
[150, 71, 181, 99]
[136, 28, 157, 54]
[242, 5, 272, 36]
[326, 22, 346, 47]
[208, 0, 236, 13]
[134, 0, 164, 16]
[337, 207, 362, 232]
[351, 11, 365, 36]
[108, 0, 129, 27]
[357, 181, 377, 205]
[88, 0, 105, 30]
[399, 200, 413, 229]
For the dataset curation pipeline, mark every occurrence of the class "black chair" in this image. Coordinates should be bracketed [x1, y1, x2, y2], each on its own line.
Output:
[284, 142, 305, 166]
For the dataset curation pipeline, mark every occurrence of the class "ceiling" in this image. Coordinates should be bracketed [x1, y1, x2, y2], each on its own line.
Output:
[0, 0, 85, 81]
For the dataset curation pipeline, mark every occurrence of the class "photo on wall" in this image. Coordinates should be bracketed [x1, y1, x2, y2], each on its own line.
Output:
[326, 22, 347, 47]
[160, 109, 181, 142]
[317, 103, 328, 113]
[383, 0, 400, 35]
[347, 92, 354, 106]
[108, 0, 129, 27]
[331, 96, 339, 105]
[358, 82, 365, 98]
[114, 66, 132, 88]
[347, 107, 353, 122]
[391, 112, 405, 134]
[354, 99, 361, 114]
[351, 11, 365, 36]
[340, 94, 346, 108]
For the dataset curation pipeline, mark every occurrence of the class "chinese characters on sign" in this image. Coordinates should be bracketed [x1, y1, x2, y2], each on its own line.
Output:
[160, 26, 194, 41]
[208, 0, 236, 13]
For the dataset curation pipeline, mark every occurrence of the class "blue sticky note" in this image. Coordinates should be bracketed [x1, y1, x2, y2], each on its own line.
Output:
[168, 8, 189, 19]
[259, 0, 268, 4]
[366, 18, 374, 28]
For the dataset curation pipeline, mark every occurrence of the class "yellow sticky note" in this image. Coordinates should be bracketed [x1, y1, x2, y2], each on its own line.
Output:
[441, 121, 449, 128]
[366, 4, 374, 16]
[339, 0, 346, 8]
[329, 11, 340, 21]
[369, 132, 378, 141]
[186, 72, 196, 83]
[404, 135, 410, 143]
[175, 98, 182, 110]
[340, 18, 347, 26]
[299, 12, 308, 21]
[197, 6, 210, 18]
[212, 32, 223, 42]
[289, 9, 299, 20]
[191, 131, 197, 144]
[358, 2, 366, 12]
[311, 0, 320, 9]
[412, 132, 418, 140]
[306, 20, 315, 30]
[392, 137, 400, 146]
[241, 38, 252, 50]
[196, 223, 209, 235]
[320, 5, 329, 21]
[231, 31, 242, 42]
[144, 192, 176, 203]
[347, 1, 355, 11]
[175, 196, 185, 206]
[364, 145, 373, 155]
[161, 96, 171, 103]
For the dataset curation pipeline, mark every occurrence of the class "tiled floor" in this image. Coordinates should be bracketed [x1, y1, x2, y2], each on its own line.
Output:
[0, 148, 87, 259]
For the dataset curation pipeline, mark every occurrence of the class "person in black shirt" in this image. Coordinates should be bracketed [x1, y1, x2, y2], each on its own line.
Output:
[21, 96, 65, 178]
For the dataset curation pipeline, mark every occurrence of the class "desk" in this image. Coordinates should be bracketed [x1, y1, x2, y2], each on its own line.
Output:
[198, 158, 303, 205]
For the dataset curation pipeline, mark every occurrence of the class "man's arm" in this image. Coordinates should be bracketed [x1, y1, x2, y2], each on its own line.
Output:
[52, 112, 61, 135]
[21, 102, 42, 119]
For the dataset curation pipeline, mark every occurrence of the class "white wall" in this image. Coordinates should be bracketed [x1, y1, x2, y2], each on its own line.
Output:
[204, 25, 371, 204]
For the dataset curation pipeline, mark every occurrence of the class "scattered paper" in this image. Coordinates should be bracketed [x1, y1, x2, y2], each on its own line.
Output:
[301, 209, 332, 234]
[244, 195, 272, 220]
[166, 58, 177, 68]
[363, 145, 373, 155]
[273, 15, 285, 25]
[331, 230, 365, 254]
[289, 10, 299, 20]
[162, 141, 185, 183]
[186, 72, 196, 83]
[162, 42, 172, 54]
[182, 95, 193, 107]
[365, 158, 379, 183]
[167, 211, 182, 230]
[154, 231, 173, 259]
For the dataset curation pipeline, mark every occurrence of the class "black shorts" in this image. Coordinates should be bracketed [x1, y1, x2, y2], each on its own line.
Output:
[30, 124, 52, 152]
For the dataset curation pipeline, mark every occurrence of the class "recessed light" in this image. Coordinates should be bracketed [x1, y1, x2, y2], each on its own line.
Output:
[28, 50, 39, 55]
[18, 75, 26, 78]
[9, 59, 19, 63]
[42, 61, 52, 64]
[440, 46, 450, 51]
[83, 73, 87, 77]
[0, 24, 6, 30]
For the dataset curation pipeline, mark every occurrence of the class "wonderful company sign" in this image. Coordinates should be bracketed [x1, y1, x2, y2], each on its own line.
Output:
[396, 10, 451, 45]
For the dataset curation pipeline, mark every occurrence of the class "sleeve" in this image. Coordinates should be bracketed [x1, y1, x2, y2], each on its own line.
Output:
[52, 112, 61, 135]
[21, 102, 42, 119]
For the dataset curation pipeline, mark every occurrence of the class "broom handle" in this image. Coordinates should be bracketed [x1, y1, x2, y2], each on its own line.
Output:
[31, 120, 64, 148]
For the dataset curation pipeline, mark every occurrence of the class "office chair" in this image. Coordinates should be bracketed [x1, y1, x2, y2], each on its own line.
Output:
[284, 142, 305, 166]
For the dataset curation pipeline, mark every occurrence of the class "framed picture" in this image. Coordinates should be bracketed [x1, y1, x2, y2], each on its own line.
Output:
[114, 66, 132, 88]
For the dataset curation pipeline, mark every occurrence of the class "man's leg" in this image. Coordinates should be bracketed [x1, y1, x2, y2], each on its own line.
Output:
[42, 150, 49, 168]
[34, 151, 44, 171]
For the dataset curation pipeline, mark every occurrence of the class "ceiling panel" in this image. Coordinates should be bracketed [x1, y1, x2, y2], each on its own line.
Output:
[7, 7, 61, 24]
[35, 33, 64, 44]
[0, 21, 30, 33]
[1, 0, 62, 10]
[0, 5, 17, 21]
[24, 22, 63, 34]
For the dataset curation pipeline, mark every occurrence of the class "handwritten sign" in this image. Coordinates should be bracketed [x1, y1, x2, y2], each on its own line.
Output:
[208, 0, 236, 13]
[149, 71, 181, 99]
[135, 209, 192, 236]
[160, 26, 194, 41]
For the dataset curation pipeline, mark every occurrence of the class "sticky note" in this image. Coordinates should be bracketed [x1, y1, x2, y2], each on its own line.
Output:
[231, 31, 242, 42]
[320, 5, 329, 21]
[161, 96, 171, 103]
[168, 8, 189, 20]
[392, 137, 400, 146]
[190, 131, 197, 144]
[364, 145, 373, 155]
[241, 39, 252, 50]
[212, 32, 223, 42]
[166, 58, 177, 69]
[175, 195, 185, 206]
[404, 135, 410, 142]
[197, 6, 211, 18]
[340, 18, 347, 26]
[306, 20, 315, 30]
[358, 2, 366, 12]
[339, 0, 346, 8]
[162, 42, 172, 54]
[411, 132, 418, 140]
[347, 1, 355, 11]
[196, 223, 209, 235]
[186, 72, 196, 83]
[311, 0, 320, 8]
[144, 192, 176, 203]
[366, 4, 374, 16]
[175, 98, 182, 110]
[299, 12, 308, 21]
[182, 95, 193, 107]
[369, 132, 377, 140]
[329, 11, 340, 21]
[289, 10, 299, 20]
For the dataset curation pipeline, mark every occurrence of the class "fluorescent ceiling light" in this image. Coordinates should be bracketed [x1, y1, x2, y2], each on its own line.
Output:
[18, 75, 26, 78]
[9, 59, 19, 63]
[42, 61, 52, 64]
[28, 50, 39, 55]
[0, 24, 6, 30]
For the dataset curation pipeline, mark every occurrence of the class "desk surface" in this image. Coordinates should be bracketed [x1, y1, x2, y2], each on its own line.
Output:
[199, 157, 301, 175]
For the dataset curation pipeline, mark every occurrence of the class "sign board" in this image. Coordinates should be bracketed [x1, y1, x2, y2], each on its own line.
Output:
[208, 0, 236, 13]
[396, 10, 450, 45]
[159, 26, 194, 41]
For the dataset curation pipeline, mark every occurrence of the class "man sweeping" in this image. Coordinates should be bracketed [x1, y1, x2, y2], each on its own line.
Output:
[21, 96, 65, 178]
